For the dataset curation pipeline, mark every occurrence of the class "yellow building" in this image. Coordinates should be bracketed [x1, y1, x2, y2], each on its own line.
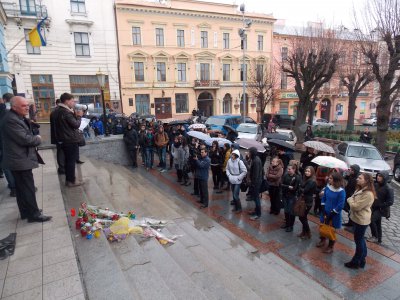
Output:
[115, 0, 275, 120]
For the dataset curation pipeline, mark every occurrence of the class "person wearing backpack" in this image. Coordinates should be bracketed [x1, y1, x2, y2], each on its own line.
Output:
[367, 171, 394, 244]
[154, 125, 169, 172]
[226, 149, 247, 213]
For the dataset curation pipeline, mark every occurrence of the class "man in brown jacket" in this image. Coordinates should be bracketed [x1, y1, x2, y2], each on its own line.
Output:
[154, 125, 169, 172]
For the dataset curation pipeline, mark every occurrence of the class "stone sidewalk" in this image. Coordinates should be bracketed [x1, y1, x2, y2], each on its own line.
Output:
[0, 149, 85, 299]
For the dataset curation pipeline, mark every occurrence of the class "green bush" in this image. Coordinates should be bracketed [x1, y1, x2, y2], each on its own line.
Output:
[392, 145, 399, 152]
[331, 134, 337, 140]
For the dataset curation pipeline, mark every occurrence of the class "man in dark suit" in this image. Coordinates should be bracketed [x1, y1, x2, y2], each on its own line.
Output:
[1, 96, 51, 222]
[50, 99, 65, 174]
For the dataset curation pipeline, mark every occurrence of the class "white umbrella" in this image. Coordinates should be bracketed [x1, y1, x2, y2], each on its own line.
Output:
[311, 156, 348, 170]
[189, 123, 206, 130]
[303, 141, 335, 154]
[187, 131, 210, 140]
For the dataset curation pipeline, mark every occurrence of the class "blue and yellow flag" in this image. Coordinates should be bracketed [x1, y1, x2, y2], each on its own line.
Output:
[28, 18, 47, 47]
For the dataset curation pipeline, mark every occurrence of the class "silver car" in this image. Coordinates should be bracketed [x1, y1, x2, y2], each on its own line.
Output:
[335, 142, 393, 182]
[236, 123, 263, 141]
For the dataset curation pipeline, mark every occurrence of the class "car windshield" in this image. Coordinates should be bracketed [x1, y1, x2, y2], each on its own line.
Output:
[237, 125, 257, 134]
[277, 131, 291, 138]
[205, 117, 226, 126]
[347, 146, 382, 160]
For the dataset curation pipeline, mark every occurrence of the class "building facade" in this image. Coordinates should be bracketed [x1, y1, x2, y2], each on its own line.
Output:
[115, 0, 275, 120]
[0, 3, 12, 95]
[272, 23, 376, 124]
[2, 0, 120, 121]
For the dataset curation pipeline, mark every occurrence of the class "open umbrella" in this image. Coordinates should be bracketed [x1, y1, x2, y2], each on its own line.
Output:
[187, 131, 209, 140]
[223, 124, 237, 133]
[303, 141, 335, 154]
[235, 138, 266, 153]
[204, 137, 231, 147]
[311, 156, 348, 170]
[189, 123, 206, 130]
[169, 119, 190, 125]
[265, 133, 291, 141]
[267, 139, 295, 151]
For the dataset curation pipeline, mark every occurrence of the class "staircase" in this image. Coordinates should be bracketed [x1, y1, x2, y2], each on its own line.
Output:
[61, 157, 340, 300]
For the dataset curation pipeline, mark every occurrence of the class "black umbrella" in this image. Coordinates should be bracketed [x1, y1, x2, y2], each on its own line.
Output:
[265, 133, 291, 141]
[169, 120, 190, 125]
[223, 124, 237, 133]
[235, 138, 266, 153]
[267, 139, 295, 151]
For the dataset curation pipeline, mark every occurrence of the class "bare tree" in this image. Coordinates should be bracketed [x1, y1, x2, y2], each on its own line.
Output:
[247, 63, 278, 123]
[281, 26, 340, 141]
[354, 0, 400, 153]
[337, 42, 375, 131]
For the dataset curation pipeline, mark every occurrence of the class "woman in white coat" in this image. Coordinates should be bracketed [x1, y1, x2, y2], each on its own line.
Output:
[226, 149, 247, 213]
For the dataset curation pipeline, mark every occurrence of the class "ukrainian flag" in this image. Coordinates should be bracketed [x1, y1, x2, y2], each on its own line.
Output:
[28, 18, 47, 47]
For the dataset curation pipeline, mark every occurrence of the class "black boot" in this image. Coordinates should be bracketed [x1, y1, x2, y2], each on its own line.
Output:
[281, 213, 290, 229]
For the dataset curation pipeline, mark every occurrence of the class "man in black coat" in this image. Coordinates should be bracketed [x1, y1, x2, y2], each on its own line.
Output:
[54, 93, 83, 187]
[359, 127, 372, 143]
[1, 96, 51, 222]
[50, 99, 65, 174]
[123, 123, 139, 168]
[248, 147, 263, 220]
[343, 164, 360, 226]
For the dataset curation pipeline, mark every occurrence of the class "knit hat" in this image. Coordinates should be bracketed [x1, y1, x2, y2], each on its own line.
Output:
[232, 149, 240, 158]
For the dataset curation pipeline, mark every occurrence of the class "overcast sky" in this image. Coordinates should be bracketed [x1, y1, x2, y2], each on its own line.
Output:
[210, 0, 366, 28]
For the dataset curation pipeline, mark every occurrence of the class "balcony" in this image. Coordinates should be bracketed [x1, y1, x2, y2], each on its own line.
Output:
[1, 1, 48, 19]
[194, 80, 220, 89]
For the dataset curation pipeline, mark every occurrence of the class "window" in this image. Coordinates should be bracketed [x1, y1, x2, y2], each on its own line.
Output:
[135, 94, 150, 115]
[156, 28, 164, 46]
[223, 94, 232, 114]
[177, 30, 185, 47]
[157, 62, 166, 82]
[281, 72, 287, 89]
[200, 63, 210, 80]
[129, 98, 133, 106]
[352, 51, 358, 64]
[201, 31, 208, 48]
[256, 64, 264, 82]
[240, 64, 247, 81]
[70, 0, 85, 13]
[24, 29, 40, 54]
[134, 62, 144, 81]
[222, 64, 230, 81]
[177, 63, 186, 82]
[279, 102, 289, 115]
[20, 0, 36, 16]
[74, 32, 90, 57]
[257, 35, 263, 51]
[175, 93, 188, 113]
[70, 75, 108, 105]
[132, 27, 141, 45]
[281, 47, 288, 61]
[223, 33, 229, 49]
[241, 34, 247, 50]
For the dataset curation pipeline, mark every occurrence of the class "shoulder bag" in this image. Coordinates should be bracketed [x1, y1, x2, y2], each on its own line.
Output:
[293, 195, 306, 217]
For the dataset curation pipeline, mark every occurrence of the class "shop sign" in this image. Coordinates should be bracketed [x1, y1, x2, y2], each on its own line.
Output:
[281, 92, 298, 99]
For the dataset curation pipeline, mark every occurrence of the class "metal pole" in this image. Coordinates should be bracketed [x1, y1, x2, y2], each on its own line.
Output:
[101, 88, 109, 136]
[242, 11, 246, 123]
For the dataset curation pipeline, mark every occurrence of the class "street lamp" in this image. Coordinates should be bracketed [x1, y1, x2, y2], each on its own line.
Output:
[96, 68, 109, 136]
[239, 4, 251, 123]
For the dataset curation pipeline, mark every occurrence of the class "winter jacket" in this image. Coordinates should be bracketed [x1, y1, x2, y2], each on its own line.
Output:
[52, 104, 82, 144]
[348, 188, 374, 225]
[266, 161, 284, 187]
[173, 145, 189, 170]
[300, 151, 315, 171]
[123, 128, 138, 151]
[373, 171, 394, 218]
[320, 185, 346, 229]
[301, 178, 317, 207]
[281, 173, 301, 198]
[226, 158, 247, 185]
[138, 130, 146, 146]
[209, 148, 223, 166]
[222, 149, 231, 172]
[154, 131, 169, 148]
[343, 164, 360, 212]
[143, 131, 154, 148]
[249, 155, 263, 186]
[195, 155, 210, 181]
[1, 109, 41, 171]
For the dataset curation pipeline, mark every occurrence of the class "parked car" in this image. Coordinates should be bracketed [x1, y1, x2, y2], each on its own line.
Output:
[362, 117, 377, 126]
[276, 129, 297, 146]
[205, 114, 255, 134]
[262, 113, 296, 129]
[393, 152, 400, 182]
[236, 123, 263, 141]
[390, 118, 400, 130]
[336, 141, 393, 182]
[313, 118, 334, 129]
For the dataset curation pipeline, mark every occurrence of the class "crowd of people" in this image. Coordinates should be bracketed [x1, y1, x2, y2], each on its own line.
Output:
[121, 117, 394, 270]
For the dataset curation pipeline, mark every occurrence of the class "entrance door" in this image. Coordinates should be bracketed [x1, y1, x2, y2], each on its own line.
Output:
[198, 92, 213, 117]
[36, 98, 52, 121]
[135, 94, 150, 115]
[320, 99, 331, 121]
[154, 97, 172, 119]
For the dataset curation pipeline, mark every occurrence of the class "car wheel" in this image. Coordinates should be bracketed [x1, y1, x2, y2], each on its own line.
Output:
[395, 165, 400, 182]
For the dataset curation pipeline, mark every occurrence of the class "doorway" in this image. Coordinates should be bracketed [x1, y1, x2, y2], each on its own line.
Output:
[154, 97, 172, 119]
[197, 92, 213, 117]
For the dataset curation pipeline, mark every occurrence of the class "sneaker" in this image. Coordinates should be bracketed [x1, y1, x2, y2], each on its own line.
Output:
[66, 181, 84, 187]
[160, 169, 167, 173]
[367, 236, 379, 243]
[250, 215, 260, 221]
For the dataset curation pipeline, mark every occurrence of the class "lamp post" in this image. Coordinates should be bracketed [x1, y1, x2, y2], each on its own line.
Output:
[96, 68, 109, 136]
[239, 4, 251, 123]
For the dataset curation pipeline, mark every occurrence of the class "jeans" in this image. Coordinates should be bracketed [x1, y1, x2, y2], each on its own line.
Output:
[61, 143, 79, 183]
[4, 169, 15, 190]
[352, 223, 368, 266]
[283, 195, 296, 215]
[211, 165, 222, 188]
[158, 146, 167, 169]
[145, 147, 154, 169]
[231, 184, 241, 210]
[251, 182, 261, 216]
[199, 179, 209, 207]
[370, 209, 382, 241]
[299, 205, 312, 232]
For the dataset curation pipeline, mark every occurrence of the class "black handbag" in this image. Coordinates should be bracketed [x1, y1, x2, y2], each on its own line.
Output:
[260, 179, 269, 193]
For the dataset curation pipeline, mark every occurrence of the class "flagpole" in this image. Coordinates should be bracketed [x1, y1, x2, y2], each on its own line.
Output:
[6, 36, 26, 55]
